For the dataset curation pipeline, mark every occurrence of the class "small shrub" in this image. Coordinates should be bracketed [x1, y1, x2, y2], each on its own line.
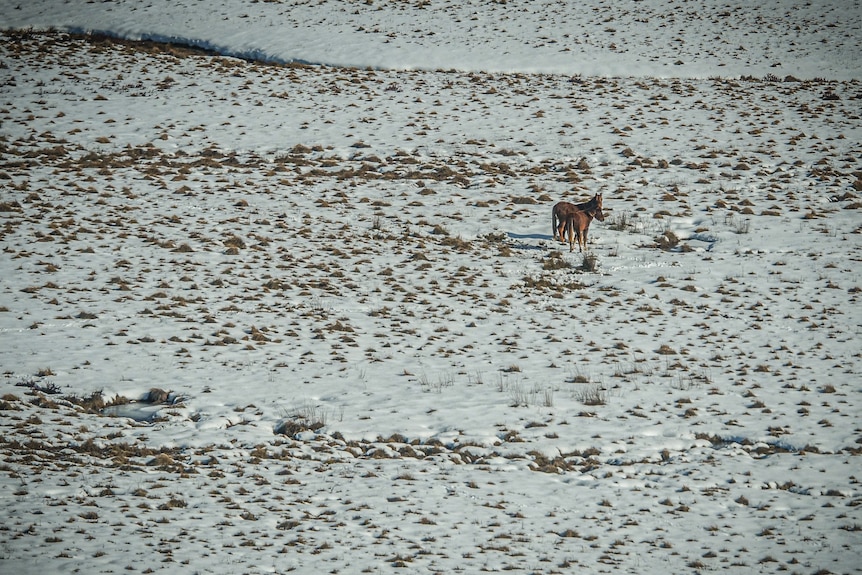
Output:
[71, 390, 106, 412]
[523, 275, 553, 290]
[15, 377, 60, 394]
[223, 234, 246, 249]
[608, 211, 631, 231]
[575, 384, 607, 406]
[0, 201, 23, 212]
[656, 230, 679, 250]
[158, 497, 187, 510]
[509, 383, 529, 407]
[276, 402, 328, 436]
[419, 371, 454, 393]
[733, 218, 751, 234]
[543, 251, 570, 270]
[542, 387, 554, 407]
[144, 388, 170, 403]
[277, 519, 302, 530]
[441, 235, 471, 250]
[579, 252, 598, 272]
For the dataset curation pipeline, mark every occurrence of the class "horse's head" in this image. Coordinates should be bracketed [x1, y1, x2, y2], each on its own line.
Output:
[594, 193, 605, 221]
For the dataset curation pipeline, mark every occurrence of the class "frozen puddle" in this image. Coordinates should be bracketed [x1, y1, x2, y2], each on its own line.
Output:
[101, 402, 164, 422]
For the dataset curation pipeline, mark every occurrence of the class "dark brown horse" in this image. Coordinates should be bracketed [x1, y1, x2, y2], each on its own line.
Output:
[551, 194, 604, 252]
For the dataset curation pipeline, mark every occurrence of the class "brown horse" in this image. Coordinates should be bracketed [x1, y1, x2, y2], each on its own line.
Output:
[551, 194, 604, 252]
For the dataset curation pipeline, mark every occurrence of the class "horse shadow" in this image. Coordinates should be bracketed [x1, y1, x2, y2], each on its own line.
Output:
[507, 231, 552, 251]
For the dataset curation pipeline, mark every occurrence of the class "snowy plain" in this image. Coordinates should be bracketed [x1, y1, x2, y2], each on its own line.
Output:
[1, 0, 861, 573]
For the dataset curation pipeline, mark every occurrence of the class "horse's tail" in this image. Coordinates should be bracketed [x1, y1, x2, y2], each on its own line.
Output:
[552, 206, 557, 240]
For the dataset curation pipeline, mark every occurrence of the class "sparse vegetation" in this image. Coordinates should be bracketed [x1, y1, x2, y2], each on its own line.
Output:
[574, 384, 607, 406]
[579, 252, 599, 272]
[655, 230, 680, 251]
[607, 210, 629, 231]
[542, 251, 571, 270]
[276, 401, 329, 436]
[0, 18, 858, 575]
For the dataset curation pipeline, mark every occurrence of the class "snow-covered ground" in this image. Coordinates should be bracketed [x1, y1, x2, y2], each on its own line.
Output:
[1, 1, 860, 573]
[4, 0, 862, 79]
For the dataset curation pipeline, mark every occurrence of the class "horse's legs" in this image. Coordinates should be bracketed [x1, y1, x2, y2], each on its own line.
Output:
[553, 211, 562, 243]
[567, 217, 575, 252]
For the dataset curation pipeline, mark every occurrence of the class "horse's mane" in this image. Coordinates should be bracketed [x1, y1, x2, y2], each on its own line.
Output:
[576, 194, 600, 214]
